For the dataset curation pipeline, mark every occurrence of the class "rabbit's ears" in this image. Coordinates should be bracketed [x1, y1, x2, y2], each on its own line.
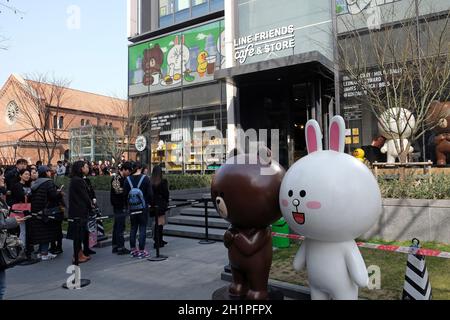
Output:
[305, 115, 346, 154]
[173, 35, 185, 45]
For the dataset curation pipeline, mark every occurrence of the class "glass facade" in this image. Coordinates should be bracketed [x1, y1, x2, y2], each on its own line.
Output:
[236, 0, 334, 63]
[159, 0, 224, 28]
[131, 81, 226, 173]
[69, 126, 117, 162]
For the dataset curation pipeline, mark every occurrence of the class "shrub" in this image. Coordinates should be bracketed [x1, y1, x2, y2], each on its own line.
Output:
[55, 174, 213, 191]
[378, 173, 450, 199]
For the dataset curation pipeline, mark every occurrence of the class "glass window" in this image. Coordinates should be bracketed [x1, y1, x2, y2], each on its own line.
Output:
[175, 0, 190, 11]
[81, 119, 85, 126]
[209, 0, 224, 12]
[59, 116, 64, 129]
[86, 120, 91, 126]
[53, 115, 58, 129]
[160, 0, 174, 16]
[191, 0, 208, 18]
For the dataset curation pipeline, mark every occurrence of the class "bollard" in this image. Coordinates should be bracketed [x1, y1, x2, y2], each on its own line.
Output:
[199, 195, 215, 245]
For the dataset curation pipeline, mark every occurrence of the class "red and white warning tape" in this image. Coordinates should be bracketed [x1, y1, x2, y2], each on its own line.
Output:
[271, 232, 450, 259]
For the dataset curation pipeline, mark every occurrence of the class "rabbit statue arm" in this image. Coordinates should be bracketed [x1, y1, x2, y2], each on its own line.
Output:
[380, 143, 387, 154]
[345, 246, 368, 288]
[293, 243, 307, 271]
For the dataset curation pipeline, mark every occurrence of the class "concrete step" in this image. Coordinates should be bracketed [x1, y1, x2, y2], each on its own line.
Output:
[163, 224, 224, 241]
[192, 202, 215, 209]
[167, 215, 230, 229]
[180, 207, 220, 218]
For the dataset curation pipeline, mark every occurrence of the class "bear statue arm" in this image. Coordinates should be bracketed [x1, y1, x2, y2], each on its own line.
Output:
[345, 246, 368, 288]
[233, 228, 271, 257]
[380, 144, 387, 154]
[293, 243, 306, 271]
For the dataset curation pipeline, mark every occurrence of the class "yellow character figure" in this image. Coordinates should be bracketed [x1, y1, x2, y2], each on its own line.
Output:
[352, 148, 365, 162]
[197, 51, 208, 77]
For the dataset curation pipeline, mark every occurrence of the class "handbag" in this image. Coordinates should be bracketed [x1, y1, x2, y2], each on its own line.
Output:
[11, 195, 32, 219]
[0, 210, 27, 269]
[42, 206, 65, 222]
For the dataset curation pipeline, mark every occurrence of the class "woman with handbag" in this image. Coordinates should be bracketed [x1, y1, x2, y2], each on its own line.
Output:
[0, 171, 25, 300]
[67, 161, 93, 264]
[150, 165, 169, 249]
[28, 166, 64, 261]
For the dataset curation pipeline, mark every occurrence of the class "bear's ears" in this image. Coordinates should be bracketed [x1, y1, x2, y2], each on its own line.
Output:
[305, 116, 346, 154]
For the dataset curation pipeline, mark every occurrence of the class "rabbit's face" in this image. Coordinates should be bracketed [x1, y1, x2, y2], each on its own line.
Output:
[280, 151, 381, 242]
[168, 45, 189, 64]
[280, 116, 382, 242]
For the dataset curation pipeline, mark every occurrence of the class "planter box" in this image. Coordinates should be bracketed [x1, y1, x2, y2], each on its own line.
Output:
[360, 198, 450, 243]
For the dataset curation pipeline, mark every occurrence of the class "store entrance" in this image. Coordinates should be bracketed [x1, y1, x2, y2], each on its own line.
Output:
[238, 73, 332, 170]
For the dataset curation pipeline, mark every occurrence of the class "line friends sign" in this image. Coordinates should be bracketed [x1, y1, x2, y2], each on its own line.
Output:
[234, 25, 295, 64]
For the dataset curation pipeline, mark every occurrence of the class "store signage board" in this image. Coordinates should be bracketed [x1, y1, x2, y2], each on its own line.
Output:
[234, 25, 295, 64]
[135, 135, 147, 152]
[343, 104, 363, 121]
[342, 68, 402, 98]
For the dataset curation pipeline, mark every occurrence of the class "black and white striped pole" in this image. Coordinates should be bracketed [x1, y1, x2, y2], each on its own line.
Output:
[402, 238, 432, 300]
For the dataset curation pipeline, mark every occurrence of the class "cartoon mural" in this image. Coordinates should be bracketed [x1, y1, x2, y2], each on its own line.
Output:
[128, 20, 225, 96]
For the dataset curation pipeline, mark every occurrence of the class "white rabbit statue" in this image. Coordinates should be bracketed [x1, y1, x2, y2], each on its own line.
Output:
[279, 116, 382, 300]
[166, 35, 190, 82]
[378, 107, 415, 163]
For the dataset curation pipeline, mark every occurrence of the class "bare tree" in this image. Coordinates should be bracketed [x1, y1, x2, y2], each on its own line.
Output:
[339, 4, 450, 165]
[10, 73, 75, 164]
[104, 96, 150, 165]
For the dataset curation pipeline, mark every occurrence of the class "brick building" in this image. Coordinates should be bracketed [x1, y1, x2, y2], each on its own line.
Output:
[0, 74, 128, 165]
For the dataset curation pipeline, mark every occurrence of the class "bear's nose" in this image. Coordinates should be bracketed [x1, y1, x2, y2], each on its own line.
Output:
[292, 199, 300, 207]
[216, 199, 221, 205]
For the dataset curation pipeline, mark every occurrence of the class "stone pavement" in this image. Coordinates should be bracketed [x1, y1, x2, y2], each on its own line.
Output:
[4, 236, 229, 300]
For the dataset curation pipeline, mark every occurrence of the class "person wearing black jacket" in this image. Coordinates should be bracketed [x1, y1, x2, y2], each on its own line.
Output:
[5, 159, 28, 206]
[110, 162, 132, 255]
[124, 162, 153, 258]
[67, 161, 93, 264]
[0, 171, 25, 300]
[29, 166, 64, 261]
[10, 169, 31, 253]
[150, 165, 169, 249]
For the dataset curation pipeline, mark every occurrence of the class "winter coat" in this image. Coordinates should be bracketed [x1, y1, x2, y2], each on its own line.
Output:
[27, 178, 63, 245]
[151, 179, 169, 217]
[110, 174, 126, 209]
[0, 199, 17, 231]
[10, 182, 30, 205]
[67, 176, 92, 220]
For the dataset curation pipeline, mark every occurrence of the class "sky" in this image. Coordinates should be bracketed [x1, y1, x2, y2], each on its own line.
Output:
[0, 0, 128, 98]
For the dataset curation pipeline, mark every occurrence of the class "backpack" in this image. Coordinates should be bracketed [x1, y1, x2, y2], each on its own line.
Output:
[127, 175, 147, 214]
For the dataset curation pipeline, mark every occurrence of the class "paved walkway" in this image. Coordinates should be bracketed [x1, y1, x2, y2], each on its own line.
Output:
[4, 236, 229, 300]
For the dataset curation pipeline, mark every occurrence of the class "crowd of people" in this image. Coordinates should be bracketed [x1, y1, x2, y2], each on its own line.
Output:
[0, 158, 170, 300]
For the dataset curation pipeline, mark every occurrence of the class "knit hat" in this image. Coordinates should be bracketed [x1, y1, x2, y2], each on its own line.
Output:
[38, 165, 50, 175]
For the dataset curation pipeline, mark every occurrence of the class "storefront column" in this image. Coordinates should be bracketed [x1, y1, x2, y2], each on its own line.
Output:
[224, 0, 238, 154]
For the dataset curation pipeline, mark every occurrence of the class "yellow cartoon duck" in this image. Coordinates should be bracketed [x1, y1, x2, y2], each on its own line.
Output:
[197, 51, 208, 77]
[352, 148, 365, 162]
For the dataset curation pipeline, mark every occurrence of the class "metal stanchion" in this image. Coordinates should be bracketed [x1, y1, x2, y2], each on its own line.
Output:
[148, 211, 168, 262]
[62, 218, 90, 289]
[199, 195, 215, 245]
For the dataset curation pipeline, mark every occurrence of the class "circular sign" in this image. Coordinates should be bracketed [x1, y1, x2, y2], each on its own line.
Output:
[135, 135, 147, 152]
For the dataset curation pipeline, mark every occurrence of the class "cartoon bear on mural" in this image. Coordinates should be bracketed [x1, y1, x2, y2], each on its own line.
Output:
[211, 148, 285, 300]
[142, 44, 164, 86]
